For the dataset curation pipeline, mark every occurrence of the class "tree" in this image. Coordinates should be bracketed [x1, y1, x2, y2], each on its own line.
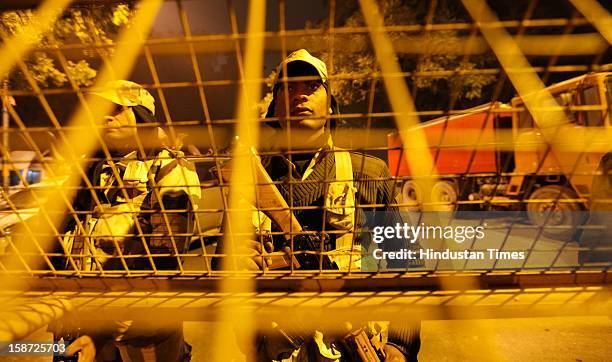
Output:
[258, 0, 497, 120]
[1, 4, 133, 89]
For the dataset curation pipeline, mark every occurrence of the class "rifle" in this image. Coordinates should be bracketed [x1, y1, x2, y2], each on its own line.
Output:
[341, 328, 387, 362]
[219, 145, 336, 270]
[50, 315, 80, 362]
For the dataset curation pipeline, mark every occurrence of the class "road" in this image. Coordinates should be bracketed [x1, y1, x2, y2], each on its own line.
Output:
[5, 316, 609, 361]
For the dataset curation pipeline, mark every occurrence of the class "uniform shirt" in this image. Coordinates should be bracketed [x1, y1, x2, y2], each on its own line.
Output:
[51, 148, 195, 362]
[255, 149, 423, 362]
[62, 148, 196, 271]
[263, 148, 422, 268]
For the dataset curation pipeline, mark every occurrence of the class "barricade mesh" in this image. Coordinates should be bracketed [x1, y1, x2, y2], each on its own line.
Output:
[0, 0, 609, 331]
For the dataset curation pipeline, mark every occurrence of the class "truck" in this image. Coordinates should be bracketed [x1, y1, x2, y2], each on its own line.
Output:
[387, 72, 612, 240]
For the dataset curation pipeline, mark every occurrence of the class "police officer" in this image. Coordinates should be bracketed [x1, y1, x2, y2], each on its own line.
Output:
[53, 80, 200, 362]
[224, 50, 421, 361]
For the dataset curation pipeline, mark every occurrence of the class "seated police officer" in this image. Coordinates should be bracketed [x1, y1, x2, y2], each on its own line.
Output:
[52, 80, 200, 362]
[218, 50, 421, 361]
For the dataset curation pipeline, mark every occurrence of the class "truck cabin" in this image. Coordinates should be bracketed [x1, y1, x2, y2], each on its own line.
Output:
[509, 72, 612, 206]
[512, 73, 611, 131]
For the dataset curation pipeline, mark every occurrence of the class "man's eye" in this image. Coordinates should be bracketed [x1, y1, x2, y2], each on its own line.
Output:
[287, 85, 295, 92]
[112, 105, 124, 116]
[309, 82, 320, 91]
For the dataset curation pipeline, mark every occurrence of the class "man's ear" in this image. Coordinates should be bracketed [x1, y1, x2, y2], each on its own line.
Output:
[156, 127, 170, 148]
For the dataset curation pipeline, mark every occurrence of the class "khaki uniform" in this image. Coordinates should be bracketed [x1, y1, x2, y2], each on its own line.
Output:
[239, 49, 420, 361]
[56, 147, 201, 362]
[64, 148, 200, 272]
[253, 137, 367, 272]
[249, 138, 418, 362]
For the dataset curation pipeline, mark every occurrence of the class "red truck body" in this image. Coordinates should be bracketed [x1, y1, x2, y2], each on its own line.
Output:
[387, 103, 511, 178]
[385, 73, 612, 241]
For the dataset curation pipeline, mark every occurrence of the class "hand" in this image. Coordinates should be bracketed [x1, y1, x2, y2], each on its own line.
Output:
[235, 239, 274, 271]
[384, 343, 408, 362]
[65, 335, 96, 362]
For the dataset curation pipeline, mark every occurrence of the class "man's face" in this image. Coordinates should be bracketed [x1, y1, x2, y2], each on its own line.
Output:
[99, 102, 138, 149]
[273, 77, 329, 131]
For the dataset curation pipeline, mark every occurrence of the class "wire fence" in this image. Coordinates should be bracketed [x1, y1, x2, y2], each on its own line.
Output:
[0, 0, 610, 331]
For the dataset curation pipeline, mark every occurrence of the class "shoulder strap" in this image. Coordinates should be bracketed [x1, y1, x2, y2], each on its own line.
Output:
[328, 147, 356, 237]
[328, 147, 362, 271]
[334, 148, 353, 183]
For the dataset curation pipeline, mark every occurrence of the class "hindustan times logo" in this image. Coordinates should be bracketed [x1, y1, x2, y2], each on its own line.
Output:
[372, 223, 486, 244]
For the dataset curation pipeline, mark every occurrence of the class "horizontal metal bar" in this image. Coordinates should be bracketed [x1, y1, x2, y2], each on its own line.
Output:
[10, 270, 611, 292]
[5, 65, 597, 97]
[1, 284, 609, 323]
[0, 0, 140, 10]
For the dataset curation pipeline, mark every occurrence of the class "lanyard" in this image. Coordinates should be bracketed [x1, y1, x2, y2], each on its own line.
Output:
[301, 136, 334, 180]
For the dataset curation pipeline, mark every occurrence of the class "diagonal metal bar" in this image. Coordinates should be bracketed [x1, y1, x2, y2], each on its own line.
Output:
[2, 0, 165, 282]
[358, 0, 439, 210]
[569, 0, 612, 45]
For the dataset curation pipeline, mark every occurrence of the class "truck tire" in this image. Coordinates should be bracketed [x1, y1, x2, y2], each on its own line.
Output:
[579, 157, 612, 264]
[431, 180, 458, 212]
[527, 185, 584, 241]
[401, 180, 423, 211]
[590, 157, 612, 211]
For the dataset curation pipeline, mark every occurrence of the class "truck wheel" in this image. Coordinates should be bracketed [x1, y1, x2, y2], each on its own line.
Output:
[431, 180, 458, 212]
[527, 185, 584, 241]
[401, 180, 423, 211]
[579, 157, 612, 264]
[590, 157, 612, 211]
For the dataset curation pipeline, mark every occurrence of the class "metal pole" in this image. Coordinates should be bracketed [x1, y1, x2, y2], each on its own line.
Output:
[2, 80, 9, 190]
[0, 298, 73, 347]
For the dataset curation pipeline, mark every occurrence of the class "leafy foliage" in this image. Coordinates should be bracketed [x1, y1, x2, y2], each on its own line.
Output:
[260, 0, 496, 116]
[1, 4, 133, 89]
[331, 0, 495, 107]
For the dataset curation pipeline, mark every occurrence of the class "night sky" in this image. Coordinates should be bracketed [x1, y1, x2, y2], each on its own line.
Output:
[5, 0, 609, 152]
[12, 0, 330, 130]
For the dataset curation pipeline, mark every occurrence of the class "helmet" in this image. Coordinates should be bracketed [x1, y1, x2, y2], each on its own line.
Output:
[90, 80, 155, 115]
[265, 49, 339, 124]
[273, 49, 329, 84]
